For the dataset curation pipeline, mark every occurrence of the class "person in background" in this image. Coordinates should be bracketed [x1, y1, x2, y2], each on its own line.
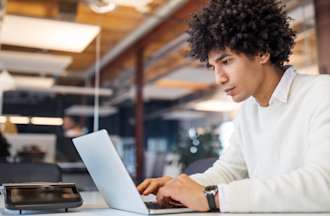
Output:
[0, 131, 10, 162]
[137, 0, 330, 213]
[62, 116, 87, 138]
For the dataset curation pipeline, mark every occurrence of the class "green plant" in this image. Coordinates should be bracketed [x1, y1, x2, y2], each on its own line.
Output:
[173, 127, 222, 169]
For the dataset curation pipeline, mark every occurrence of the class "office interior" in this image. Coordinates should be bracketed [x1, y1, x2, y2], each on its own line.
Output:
[0, 0, 329, 196]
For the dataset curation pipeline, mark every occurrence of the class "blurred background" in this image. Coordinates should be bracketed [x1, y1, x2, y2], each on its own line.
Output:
[0, 0, 328, 191]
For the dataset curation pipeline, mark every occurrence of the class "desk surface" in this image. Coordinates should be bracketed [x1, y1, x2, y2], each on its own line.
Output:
[1, 191, 330, 216]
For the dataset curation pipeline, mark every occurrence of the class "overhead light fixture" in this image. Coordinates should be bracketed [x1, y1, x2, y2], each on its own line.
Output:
[0, 69, 16, 91]
[0, 51, 72, 76]
[88, 0, 154, 13]
[14, 76, 54, 89]
[1, 15, 100, 52]
[15, 85, 113, 96]
[88, 0, 116, 13]
[31, 117, 63, 126]
[129, 85, 193, 100]
[65, 105, 117, 116]
[162, 110, 206, 120]
[8, 116, 30, 124]
[0, 116, 6, 123]
[192, 100, 241, 112]
[0, 115, 64, 126]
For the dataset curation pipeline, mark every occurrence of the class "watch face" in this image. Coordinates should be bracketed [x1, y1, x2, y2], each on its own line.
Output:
[204, 185, 218, 196]
[205, 185, 218, 192]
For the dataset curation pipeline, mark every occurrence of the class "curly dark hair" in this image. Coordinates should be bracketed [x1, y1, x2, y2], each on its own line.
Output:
[188, 0, 296, 69]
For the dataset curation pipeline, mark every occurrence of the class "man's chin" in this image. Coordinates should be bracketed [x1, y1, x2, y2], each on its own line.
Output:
[231, 95, 248, 103]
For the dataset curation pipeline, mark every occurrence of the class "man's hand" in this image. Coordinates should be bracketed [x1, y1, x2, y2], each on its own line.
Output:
[156, 174, 210, 212]
[137, 176, 173, 195]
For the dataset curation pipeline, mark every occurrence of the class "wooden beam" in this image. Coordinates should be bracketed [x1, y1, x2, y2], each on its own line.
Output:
[135, 45, 144, 181]
[99, 0, 208, 84]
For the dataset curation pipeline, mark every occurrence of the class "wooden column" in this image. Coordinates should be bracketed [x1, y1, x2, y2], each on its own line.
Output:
[135, 45, 144, 181]
[314, 0, 330, 74]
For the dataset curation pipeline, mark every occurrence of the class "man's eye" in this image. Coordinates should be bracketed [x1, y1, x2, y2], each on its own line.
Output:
[222, 59, 231, 65]
[207, 65, 215, 71]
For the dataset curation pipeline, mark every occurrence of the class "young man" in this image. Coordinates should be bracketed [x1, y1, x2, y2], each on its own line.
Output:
[138, 0, 330, 212]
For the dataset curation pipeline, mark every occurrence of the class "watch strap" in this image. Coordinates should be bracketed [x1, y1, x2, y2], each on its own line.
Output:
[204, 185, 219, 212]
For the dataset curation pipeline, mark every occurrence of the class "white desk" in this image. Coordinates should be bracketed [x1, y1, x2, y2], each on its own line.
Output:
[1, 191, 330, 216]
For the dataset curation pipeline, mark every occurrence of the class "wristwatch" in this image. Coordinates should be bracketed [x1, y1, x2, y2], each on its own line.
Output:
[203, 185, 219, 212]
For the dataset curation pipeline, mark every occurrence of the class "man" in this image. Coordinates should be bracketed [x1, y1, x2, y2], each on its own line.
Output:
[137, 0, 330, 213]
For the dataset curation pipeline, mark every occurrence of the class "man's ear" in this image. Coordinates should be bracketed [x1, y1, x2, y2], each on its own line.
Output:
[258, 52, 270, 64]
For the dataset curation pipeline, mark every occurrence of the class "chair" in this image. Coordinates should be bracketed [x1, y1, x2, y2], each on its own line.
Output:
[183, 157, 218, 175]
[0, 162, 62, 184]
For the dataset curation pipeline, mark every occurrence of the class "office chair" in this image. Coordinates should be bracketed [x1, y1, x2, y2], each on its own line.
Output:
[0, 162, 62, 185]
[183, 157, 218, 175]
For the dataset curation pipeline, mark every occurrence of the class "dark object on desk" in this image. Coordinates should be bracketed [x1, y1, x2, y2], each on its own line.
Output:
[56, 136, 82, 162]
[183, 157, 218, 175]
[3, 182, 83, 214]
[0, 131, 10, 162]
[16, 145, 46, 162]
[0, 162, 62, 185]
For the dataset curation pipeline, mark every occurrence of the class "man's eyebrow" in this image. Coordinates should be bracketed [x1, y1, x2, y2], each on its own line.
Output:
[215, 53, 230, 62]
[207, 53, 231, 66]
[207, 53, 230, 66]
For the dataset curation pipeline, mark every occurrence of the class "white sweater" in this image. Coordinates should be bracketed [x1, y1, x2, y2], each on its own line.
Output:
[191, 66, 330, 212]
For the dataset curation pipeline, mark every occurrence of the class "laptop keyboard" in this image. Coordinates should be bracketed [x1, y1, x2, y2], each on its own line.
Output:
[144, 202, 184, 209]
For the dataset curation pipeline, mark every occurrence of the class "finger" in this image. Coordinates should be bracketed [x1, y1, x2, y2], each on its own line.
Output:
[156, 187, 166, 205]
[156, 187, 173, 207]
[161, 197, 173, 208]
[168, 198, 184, 207]
[143, 182, 159, 195]
[137, 179, 151, 193]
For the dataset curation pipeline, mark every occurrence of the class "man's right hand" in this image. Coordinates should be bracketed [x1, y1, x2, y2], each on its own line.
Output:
[137, 176, 173, 195]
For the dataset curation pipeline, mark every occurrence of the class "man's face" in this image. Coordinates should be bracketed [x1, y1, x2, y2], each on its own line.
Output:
[207, 48, 264, 102]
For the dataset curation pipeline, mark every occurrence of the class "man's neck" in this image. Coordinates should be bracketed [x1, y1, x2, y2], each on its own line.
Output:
[254, 66, 283, 107]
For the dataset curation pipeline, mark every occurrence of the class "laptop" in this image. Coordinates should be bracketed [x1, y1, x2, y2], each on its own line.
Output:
[72, 130, 194, 215]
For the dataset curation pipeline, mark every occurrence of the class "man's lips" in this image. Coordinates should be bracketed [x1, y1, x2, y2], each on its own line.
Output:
[224, 87, 236, 95]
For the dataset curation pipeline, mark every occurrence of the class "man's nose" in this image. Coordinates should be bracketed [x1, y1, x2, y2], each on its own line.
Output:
[215, 70, 228, 85]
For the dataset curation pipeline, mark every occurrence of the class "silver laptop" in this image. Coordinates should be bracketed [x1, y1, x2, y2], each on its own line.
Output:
[73, 130, 194, 215]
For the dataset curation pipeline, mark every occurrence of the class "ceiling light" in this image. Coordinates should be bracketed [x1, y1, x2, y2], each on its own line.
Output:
[192, 100, 241, 112]
[88, 0, 116, 13]
[9, 116, 30, 124]
[65, 105, 117, 116]
[0, 69, 16, 91]
[15, 85, 113, 96]
[1, 15, 100, 52]
[0, 116, 7, 123]
[14, 76, 55, 89]
[129, 85, 193, 100]
[88, 0, 153, 13]
[162, 111, 206, 120]
[31, 117, 63, 126]
[0, 51, 72, 76]
[114, 0, 153, 12]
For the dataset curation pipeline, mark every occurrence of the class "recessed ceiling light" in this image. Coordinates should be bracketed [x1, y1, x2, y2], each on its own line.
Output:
[14, 76, 55, 89]
[1, 15, 100, 52]
[9, 116, 30, 124]
[89, 0, 117, 13]
[31, 117, 63, 126]
[0, 51, 72, 76]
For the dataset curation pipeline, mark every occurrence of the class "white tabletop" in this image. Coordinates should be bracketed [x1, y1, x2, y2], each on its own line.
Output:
[1, 191, 330, 216]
